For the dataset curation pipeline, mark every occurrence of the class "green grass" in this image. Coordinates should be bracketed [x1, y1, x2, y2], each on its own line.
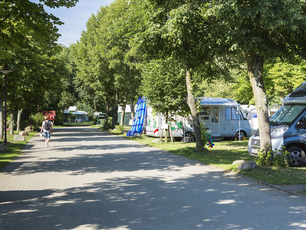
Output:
[109, 128, 306, 185]
[0, 131, 37, 171]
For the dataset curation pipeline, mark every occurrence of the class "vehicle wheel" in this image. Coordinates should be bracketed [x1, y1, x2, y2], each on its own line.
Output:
[287, 147, 306, 167]
[185, 132, 195, 142]
[235, 131, 246, 140]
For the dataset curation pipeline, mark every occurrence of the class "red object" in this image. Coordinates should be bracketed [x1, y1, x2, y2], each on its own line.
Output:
[154, 129, 159, 134]
[42, 111, 56, 123]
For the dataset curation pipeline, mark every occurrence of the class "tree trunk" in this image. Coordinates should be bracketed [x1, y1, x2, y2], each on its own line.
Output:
[0, 98, 3, 140]
[165, 115, 168, 143]
[105, 100, 109, 128]
[186, 69, 203, 151]
[17, 109, 23, 132]
[112, 105, 118, 128]
[131, 93, 135, 122]
[159, 124, 163, 141]
[120, 104, 126, 126]
[170, 119, 174, 143]
[246, 53, 271, 151]
[9, 111, 14, 135]
[94, 100, 97, 112]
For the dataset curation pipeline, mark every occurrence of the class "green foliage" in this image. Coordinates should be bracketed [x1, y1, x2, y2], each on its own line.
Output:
[117, 125, 125, 132]
[265, 58, 306, 104]
[55, 110, 64, 126]
[30, 113, 44, 128]
[141, 58, 189, 117]
[256, 147, 287, 168]
[200, 122, 210, 148]
[68, 112, 76, 122]
[101, 120, 112, 130]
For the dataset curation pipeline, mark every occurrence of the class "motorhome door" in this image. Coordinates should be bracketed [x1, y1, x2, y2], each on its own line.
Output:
[199, 107, 220, 136]
[212, 107, 220, 136]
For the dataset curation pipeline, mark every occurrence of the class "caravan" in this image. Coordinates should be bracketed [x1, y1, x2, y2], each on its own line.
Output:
[145, 107, 194, 138]
[248, 81, 306, 167]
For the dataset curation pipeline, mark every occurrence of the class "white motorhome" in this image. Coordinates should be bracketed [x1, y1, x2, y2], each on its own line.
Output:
[241, 105, 258, 135]
[146, 97, 252, 139]
[198, 97, 252, 139]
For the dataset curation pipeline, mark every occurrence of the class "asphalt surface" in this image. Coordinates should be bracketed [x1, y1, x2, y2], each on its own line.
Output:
[1, 127, 306, 230]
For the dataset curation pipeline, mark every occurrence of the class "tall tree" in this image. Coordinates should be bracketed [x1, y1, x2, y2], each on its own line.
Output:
[129, 0, 230, 150]
[0, 0, 78, 61]
[141, 58, 190, 141]
[208, 0, 306, 151]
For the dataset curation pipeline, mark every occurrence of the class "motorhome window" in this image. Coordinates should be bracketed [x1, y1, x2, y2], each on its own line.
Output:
[214, 107, 219, 122]
[200, 107, 210, 115]
[225, 107, 240, 120]
[269, 105, 305, 125]
[201, 116, 209, 120]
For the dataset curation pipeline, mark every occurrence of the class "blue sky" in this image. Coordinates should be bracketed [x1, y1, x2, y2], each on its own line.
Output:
[44, 0, 115, 47]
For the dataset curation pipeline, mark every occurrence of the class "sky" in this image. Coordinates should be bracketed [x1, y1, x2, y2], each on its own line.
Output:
[44, 0, 115, 47]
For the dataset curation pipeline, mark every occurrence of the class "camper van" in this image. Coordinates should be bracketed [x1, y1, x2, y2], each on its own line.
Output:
[146, 97, 252, 140]
[248, 81, 306, 167]
[198, 97, 251, 139]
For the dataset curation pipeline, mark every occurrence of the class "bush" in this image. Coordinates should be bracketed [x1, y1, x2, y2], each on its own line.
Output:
[200, 122, 211, 148]
[101, 120, 112, 130]
[117, 125, 125, 132]
[256, 146, 288, 168]
[21, 120, 30, 131]
[68, 112, 76, 123]
[30, 113, 44, 129]
[55, 110, 64, 126]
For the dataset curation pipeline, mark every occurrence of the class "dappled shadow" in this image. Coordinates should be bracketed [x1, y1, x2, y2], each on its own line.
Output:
[1, 127, 306, 229]
[1, 169, 306, 229]
[5, 147, 200, 175]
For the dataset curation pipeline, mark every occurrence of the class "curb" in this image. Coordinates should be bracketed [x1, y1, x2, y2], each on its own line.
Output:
[238, 174, 300, 196]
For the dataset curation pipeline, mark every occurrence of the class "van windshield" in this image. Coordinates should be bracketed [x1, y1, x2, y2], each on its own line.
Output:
[270, 105, 306, 125]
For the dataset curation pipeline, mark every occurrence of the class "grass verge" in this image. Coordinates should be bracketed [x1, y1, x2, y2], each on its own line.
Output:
[109, 128, 306, 185]
[0, 131, 37, 171]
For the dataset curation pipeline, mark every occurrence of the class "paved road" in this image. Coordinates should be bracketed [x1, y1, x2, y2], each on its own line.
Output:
[1, 127, 306, 230]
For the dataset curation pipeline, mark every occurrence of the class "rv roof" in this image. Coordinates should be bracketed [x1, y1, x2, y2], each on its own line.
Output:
[283, 81, 306, 104]
[289, 82, 306, 98]
[198, 97, 239, 106]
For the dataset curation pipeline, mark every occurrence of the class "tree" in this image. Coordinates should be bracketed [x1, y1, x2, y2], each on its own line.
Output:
[129, 0, 230, 150]
[72, 1, 144, 128]
[0, 0, 78, 136]
[94, 0, 142, 127]
[141, 58, 190, 142]
[0, 0, 78, 61]
[265, 58, 306, 103]
[209, 0, 306, 151]
[72, 9, 116, 127]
